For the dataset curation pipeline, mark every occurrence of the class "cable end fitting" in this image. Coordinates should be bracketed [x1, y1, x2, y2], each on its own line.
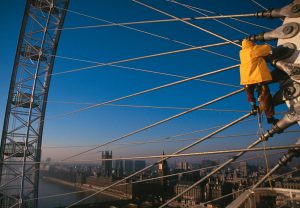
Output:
[279, 148, 300, 166]
[248, 32, 265, 42]
[256, 9, 274, 18]
[260, 134, 268, 142]
[250, 108, 258, 116]
[260, 124, 281, 141]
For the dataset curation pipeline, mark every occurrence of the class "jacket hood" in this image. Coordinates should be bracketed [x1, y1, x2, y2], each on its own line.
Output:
[242, 39, 254, 49]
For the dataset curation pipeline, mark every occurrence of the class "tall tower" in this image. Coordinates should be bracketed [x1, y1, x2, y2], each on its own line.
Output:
[101, 151, 112, 177]
[0, 1, 69, 207]
[158, 151, 170, 186]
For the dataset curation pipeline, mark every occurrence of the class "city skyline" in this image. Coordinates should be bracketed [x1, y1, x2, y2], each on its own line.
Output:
[0, 0, 299, 163]
[1, 1, 300, 207]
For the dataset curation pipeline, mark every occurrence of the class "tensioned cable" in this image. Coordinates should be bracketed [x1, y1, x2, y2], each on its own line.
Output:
[61, 88, 244, 162]
[66, 113, 252, 207]
[15, 1, 276, 203]
[133, 0, 242, 48]
[49, 54, 240, 88]
[169, 0, 249, 35]
[43, 119, 300, 150]
[50, 6, 240, 64]
[21, 152, 282, 203]
[249, 0, 283, 23]
[269, 168, 300, 181]
[202, 168, 300, 205]
[54, 11, 260, 31]
[166, 1, 276, 64]
[61, 1, 286, 206]
[55, 14, 257, 31]
[5, 144, 295, 165]
[50, 64, 240, 120]
[44, 128, 300, 150]
[159, 127, 297, 208]
[51, 41, 240, 76]
[43, 118, 258, 149]
[118, 152, 288, 187]
[103, 131, 300, 152]
[174, 2, 273, 49]
[2, 1, 286, 206]
[43, 126, 253, 149]
[48, 101, 246, 111]
[170, 1, 272, 31]
[203, 189, 245, 206]
[53, 6, 200, 47]
[250, 0, 267, 10]
[46, 100, 284, 115]
[33, 65, 241, 140]
[24, 144, 300, 165]
[159, 138, 262, 207]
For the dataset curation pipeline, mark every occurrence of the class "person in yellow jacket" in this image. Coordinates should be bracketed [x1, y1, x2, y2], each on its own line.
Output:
[240, 39, 278, 124]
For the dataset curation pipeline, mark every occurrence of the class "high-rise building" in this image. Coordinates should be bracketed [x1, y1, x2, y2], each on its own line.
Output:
[158, 152, 170, 186]
[101, 151, 112, 177]
[124, 160, 134, 175]
[114, 160, 124, 178]
[177, 161, 191, 171]
[134, 160, 146, 171]
[239, 161, 248, 177]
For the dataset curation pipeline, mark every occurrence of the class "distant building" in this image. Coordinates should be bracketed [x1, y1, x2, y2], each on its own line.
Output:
[124, 160, 134, 175]
[134, 160, 146, 171]
[113, 160, 124, 178]
[101, 151, 112, 177]
[174, 182, 204, 206]
[201, 159, 218, 168]
[205, 181, 234, 207]
[86, 176, 132, 198]
[158, 152, 170, 186]
[176, 161, 191, 171]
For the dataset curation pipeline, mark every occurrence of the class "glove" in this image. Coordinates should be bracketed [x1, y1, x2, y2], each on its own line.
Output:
[270, 44, 295, 61]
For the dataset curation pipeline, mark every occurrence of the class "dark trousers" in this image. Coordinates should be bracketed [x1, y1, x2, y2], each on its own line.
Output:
[245, 83, 275, 118]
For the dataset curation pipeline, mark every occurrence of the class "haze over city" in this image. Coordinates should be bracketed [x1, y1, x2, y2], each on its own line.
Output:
[0, 0, 300, 208]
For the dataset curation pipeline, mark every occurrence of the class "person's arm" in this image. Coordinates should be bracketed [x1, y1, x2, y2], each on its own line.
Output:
[253, 44, 271, 58]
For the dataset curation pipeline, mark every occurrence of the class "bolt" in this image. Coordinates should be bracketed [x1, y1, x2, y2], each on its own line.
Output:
[287, 86, 295, 94]
[292, 67, 300, 75]
[289, 108, 296, 116]
[283, 26, 293, 35]
[292, 5, 300, 13]
[284, 86, 296, 99]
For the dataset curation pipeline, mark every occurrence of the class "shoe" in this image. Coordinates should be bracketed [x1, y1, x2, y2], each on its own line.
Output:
[267, 117, 279, 125]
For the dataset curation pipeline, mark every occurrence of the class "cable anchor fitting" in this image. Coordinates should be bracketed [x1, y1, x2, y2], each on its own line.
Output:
[273, 60, 300, 82]
[248, 22, 299, 42]
[256, 0, 300, 18]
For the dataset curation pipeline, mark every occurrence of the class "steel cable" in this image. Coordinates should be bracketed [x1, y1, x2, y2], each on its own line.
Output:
[133, 0, 242, 48]
[65, 113, 252, 207]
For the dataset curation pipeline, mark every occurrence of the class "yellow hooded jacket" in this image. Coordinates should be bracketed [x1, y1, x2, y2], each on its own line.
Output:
[239, 39, 272, 85]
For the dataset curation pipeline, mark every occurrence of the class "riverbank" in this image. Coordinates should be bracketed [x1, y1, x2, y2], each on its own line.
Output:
[38, 178, 117, 208]
[42, 176, 76, 188]
[42, 176, 130, 200]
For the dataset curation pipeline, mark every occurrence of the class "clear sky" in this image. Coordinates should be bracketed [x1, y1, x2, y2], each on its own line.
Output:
[0, 0, 299, 163]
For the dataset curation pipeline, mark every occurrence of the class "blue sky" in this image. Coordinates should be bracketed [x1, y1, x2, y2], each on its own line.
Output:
[0, 0, 299, 163]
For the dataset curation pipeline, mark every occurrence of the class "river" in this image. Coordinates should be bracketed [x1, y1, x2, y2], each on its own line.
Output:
[38, 179, 117, 208]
